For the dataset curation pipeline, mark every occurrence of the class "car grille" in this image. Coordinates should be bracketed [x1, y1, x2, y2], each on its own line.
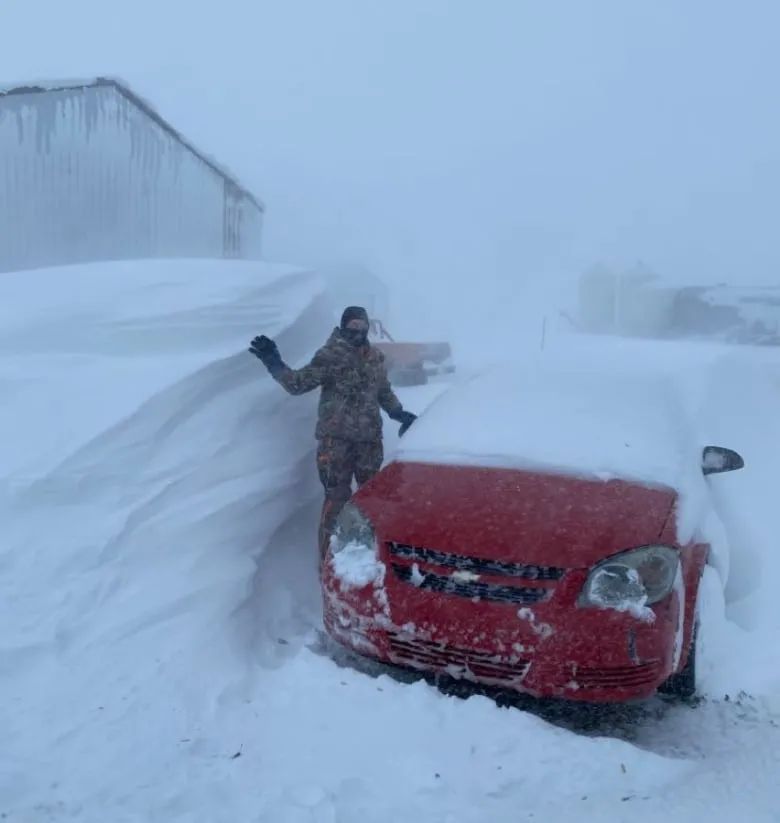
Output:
[388, 542, 563, 605]
[388, 634, 531, 684]
[571, 662, 661, 689]
[388, 542, 565, 581]
[392, 563, 550, 604]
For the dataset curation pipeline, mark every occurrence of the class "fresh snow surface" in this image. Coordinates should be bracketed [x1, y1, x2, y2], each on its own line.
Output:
[331, 541, 386, 590]
[2, 263, 780, 822]
[0, 77, 101, 93]
[395, 358, 698, 489]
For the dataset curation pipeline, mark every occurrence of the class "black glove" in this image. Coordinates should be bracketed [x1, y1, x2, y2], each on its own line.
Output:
[249, 335, 283, 372]
[390, 409, 417, 437]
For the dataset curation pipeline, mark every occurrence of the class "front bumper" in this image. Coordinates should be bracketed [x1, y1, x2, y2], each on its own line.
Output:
[321, 550, 684, 703]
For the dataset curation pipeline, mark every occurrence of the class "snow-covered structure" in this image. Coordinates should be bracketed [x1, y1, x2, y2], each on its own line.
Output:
[578, 263, 780, 344]
[0, 78, 264, 273]
[672, 284, 780, 344]
[577, 263, 677, 337]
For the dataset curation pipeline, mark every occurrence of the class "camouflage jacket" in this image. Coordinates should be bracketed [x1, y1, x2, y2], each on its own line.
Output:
[271, 328, 403, 442]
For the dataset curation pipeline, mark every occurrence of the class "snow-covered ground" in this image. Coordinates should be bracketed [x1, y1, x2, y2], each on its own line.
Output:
[2, 262, 779, 822]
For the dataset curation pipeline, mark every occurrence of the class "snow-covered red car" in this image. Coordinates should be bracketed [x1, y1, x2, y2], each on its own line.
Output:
[321, 363, 744, 703]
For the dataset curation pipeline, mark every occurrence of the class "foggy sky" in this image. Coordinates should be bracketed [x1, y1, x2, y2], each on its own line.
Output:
[3, 0, 779, 340]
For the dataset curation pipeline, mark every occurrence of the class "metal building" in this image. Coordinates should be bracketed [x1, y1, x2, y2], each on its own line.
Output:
[0, 77, 264, 274]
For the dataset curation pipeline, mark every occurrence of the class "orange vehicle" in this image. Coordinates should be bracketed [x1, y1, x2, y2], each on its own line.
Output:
[369, 318, 455, 386]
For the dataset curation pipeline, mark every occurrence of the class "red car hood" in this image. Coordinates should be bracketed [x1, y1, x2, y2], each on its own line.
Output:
[354, 461, 676, 569]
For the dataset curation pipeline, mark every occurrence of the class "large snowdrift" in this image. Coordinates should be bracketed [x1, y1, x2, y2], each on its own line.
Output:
[2, 264, 779, 822]
[1, 259, 332, 816]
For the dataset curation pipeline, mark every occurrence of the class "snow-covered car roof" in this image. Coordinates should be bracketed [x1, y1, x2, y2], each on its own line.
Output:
[395, 359, 702, 492]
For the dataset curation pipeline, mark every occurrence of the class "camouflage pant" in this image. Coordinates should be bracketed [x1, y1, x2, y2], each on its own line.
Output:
[317, 436, 383, 557]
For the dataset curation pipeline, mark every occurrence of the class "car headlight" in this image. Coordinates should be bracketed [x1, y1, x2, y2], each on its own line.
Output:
[578, 545, 679, 610]
[330, 502, 376, 555]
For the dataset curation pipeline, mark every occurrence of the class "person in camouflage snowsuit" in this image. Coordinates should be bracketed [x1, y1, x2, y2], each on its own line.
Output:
[249, 306, 417, 557]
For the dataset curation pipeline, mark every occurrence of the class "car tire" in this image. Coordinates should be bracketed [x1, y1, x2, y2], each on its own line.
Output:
[658, 622, 698, 699]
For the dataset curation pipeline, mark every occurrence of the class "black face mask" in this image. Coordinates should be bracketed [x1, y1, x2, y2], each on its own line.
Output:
[342, 327, 368, 347]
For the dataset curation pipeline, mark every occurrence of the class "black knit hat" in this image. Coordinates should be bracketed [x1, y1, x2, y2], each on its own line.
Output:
[340, 306, 369, 328]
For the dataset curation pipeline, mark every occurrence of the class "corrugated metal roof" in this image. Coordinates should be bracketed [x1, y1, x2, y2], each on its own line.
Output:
[0, 76, 264, 213]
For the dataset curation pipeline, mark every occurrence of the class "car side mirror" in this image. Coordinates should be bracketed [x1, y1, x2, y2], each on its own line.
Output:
[702, 446, 744, 475]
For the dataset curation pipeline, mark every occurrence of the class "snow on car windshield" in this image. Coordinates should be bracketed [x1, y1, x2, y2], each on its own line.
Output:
[395, 356, 702, 493]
